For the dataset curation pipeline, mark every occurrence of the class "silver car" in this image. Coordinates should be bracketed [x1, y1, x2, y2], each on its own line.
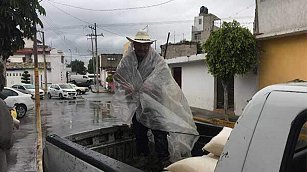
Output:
[1, 87, 34, 118]
[11, 84, 45, 99]
[47, 83, 77, 99]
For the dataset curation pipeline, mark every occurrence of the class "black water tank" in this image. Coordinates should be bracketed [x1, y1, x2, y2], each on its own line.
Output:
[200, 6, 208, 15]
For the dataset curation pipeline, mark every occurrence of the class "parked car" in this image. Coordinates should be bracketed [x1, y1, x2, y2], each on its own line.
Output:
[70, 75, 92, 84]
[47, 83, 77, 99]
[11, 84, 45, 99]
[0, 87, 34, 119]
[68, 83, 89, 95]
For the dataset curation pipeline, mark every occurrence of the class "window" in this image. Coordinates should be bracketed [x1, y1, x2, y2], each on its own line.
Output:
[18, 86, 26, 90]
[280, 112, 307, 172]
[1, 89, 18, 96]
[13, 73, 15, 76]
[295, 122, 307, 150]
[107, 57, 116, 61]
[12, 85, 18, 89]
[199, 18, 202, 25]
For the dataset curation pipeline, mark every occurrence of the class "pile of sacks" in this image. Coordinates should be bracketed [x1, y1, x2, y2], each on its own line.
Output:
[165, 127, 232, 172]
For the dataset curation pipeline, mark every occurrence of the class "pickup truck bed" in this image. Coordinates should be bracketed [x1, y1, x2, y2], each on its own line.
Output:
[44, 122, 222, 172]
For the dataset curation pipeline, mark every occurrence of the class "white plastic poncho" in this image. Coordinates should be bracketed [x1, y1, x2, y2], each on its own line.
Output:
[111, 46, 199, 161]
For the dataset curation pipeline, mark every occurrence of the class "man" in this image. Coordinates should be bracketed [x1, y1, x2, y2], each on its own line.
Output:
[111, 30, 198, 168]
[0, 61, 14, 172]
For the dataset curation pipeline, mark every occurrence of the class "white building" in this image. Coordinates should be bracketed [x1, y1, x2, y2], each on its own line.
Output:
[6, 39, 67, 88]
[166, 54, 258, 116]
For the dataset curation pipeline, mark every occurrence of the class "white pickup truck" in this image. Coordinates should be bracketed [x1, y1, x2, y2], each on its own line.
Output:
[44, 83, 306, 172]
[215, 83, 306, 172]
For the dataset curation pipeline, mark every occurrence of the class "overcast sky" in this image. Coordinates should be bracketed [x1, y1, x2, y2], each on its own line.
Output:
[39, 0, 255, 63]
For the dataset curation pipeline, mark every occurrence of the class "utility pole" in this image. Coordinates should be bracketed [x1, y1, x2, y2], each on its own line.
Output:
[164, 32, 170, 59]
[94, 23, 99, 88]
[38, 31, 47, 93]
[87, 34, 95, 84]
[33, 28, 43, 172]
[88, 23, 103, 91]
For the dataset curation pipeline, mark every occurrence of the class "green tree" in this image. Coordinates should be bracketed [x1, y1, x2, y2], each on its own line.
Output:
[71, 60, 87, 75]
[0, 0, 46, 61]
[21, 71, 31, 84]
[203, 20, 257, 120]
[87, 58, 95, 74]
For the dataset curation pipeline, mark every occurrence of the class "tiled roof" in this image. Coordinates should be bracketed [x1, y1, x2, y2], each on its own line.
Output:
[6, 62, 51, 70]
[14, 47, 52, 55]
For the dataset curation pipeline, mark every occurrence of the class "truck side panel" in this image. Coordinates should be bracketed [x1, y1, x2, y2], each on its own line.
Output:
[216, 87, 307, 172]
[215, 89, 270, 172]
[44, 142, 103, 172]
[242, 91, 307, 172]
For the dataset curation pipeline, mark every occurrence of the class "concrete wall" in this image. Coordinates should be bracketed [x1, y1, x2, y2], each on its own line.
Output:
[181, 62, 215, 110]
[256, 0, 307, 38]
[167, 55, 215, 111]
[161, 43, 197, 59]
[6, 69, 49, 88]
[234, 71, 258, 115]
[259, 34, 307, 88]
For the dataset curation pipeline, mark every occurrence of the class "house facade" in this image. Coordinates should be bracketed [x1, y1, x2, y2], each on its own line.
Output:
[6, 39, 67, 88]
[100, 53, 123, 87]
[255, 0, 307, 88]
[166, 54, 258, 116]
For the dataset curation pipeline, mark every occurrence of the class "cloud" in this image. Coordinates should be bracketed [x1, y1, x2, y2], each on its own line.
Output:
[40, 0, 255, 61]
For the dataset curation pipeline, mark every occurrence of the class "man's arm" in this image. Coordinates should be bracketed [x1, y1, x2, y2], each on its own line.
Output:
[0, 100, 14, 150]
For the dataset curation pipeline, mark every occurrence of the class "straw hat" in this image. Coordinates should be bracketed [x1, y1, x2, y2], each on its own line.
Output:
[126, 30, 154, 44]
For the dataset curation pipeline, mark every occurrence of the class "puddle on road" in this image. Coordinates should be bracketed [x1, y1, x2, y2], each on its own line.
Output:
[91, 101, 117, 124]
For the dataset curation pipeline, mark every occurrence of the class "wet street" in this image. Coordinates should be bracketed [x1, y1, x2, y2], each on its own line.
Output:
[7, 92, 123, 172]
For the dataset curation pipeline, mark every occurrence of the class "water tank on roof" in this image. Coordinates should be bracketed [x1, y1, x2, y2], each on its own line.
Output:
[199, 6, 208, 15]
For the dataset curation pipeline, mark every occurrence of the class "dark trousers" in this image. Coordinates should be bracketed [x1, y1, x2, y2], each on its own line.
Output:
[132, 115, 170, 162]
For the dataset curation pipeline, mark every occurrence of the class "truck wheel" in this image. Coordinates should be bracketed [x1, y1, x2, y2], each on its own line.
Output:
[48, 93, 52, 99]
[16, 104, 27, 119]
[77, 90, 81, 95]
[59, 93, 64, 99]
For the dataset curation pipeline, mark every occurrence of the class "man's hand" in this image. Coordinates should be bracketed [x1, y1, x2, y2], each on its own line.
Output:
[142, 83, 153, 93]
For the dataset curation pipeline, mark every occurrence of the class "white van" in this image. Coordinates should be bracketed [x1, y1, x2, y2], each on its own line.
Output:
[70, 75, 91, 84]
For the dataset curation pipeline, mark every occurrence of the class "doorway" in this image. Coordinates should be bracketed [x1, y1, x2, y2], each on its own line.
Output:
[173, 67, 182, 88]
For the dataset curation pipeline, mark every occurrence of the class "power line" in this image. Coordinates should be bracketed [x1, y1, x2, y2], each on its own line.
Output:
[227, 3, 255, 19]
[48, 0, 176, 12]
[47, 1, 124, 37]
[47, 1, 91, 24]
[42, 16, 87, 56]
[43, 16, 253, 31]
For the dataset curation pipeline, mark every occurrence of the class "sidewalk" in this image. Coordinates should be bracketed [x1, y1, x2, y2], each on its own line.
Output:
[191, 107, 239, 127]
[7, 110, 37, 172]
